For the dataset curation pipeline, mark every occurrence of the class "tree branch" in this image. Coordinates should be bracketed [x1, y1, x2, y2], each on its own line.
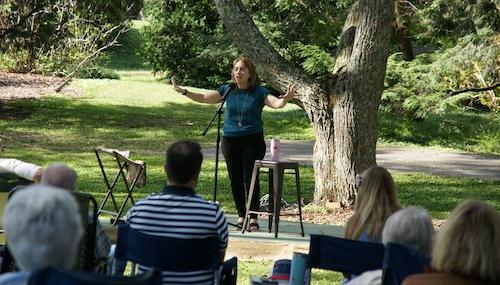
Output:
[447, 82, 500, 97]
[55, 25, 128, 92]
[0, 5, 41, 39]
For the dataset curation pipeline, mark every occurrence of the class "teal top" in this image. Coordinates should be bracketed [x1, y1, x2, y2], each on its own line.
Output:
[218, 84, 268, 137]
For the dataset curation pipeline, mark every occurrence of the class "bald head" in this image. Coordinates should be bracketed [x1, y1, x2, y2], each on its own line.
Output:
[41, 163, 77, 191]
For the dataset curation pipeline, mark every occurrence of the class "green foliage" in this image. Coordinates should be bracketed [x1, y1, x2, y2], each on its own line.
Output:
[141, 0, 349, 87]
[289, 42, 335, 77]
[383, 32, 499, 118]
[246, 0, 346, 50]
[246, 0, 346, 78]
[141, 0, 237, 88]
[421, 0, 499, 42]
[78, 66, 120, 80]
[0, 0, 143, 75]
[104, 21, 149, 71]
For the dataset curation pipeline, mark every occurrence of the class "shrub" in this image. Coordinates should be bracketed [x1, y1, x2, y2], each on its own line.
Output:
[78, 67, 120, 80]
[383, 32, 499, 118]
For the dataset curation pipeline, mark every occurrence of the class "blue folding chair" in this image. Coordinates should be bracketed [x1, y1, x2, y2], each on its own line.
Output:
[307, 235, 385, 283]
[114, 222, 237, 285]
[382, 242, 431, 285]
[27, 267, 161, 285]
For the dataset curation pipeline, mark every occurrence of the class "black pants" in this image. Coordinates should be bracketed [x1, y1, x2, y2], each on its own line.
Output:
[222, 132, 266, 219]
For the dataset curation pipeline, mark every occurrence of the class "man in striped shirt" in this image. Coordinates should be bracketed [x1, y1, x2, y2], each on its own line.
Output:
[127, 140, 229, 285]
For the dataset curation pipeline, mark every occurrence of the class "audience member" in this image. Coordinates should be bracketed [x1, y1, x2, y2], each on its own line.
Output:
[0, 140, 42, 183]
[345, 166, 401, 242]
[403, 200, 500, 285]
[40, 163, 77, 191]
[0, 185, 83, 285]
[347, 206, 435, 285]
[126, 140, 228, 284]
[40, 163, 111, 262]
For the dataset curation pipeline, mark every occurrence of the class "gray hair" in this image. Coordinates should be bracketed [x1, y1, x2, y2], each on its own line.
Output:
[382, 206, 435, 256]
[3, 185, 83, 271]
[41, 163, 77, 191]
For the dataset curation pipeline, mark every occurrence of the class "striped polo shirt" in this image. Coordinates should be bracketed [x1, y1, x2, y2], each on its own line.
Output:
[127, 185, 229, 285]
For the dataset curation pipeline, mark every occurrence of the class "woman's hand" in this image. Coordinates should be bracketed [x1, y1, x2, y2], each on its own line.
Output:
[264, 83, 298, 109]
[279, 84, 297, 102]
[171, 74, 186, 95]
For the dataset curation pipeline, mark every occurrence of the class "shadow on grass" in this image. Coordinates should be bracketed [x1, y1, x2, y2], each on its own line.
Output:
[0, 97, 311, 152]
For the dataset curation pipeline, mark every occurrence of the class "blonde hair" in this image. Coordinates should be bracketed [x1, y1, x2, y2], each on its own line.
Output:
[432, 200, 500, 283]
[345, 166, 401, 240]
[232, 56, 259, 88]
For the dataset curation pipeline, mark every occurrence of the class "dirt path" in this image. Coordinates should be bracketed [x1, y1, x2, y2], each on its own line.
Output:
[0, 72, 79, 100]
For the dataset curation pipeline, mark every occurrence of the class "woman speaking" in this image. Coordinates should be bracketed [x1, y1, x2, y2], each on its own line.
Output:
[171, 56, 296, 231]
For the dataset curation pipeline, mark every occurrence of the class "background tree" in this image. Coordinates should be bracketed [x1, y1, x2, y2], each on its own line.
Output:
[142, 0, 238, 87]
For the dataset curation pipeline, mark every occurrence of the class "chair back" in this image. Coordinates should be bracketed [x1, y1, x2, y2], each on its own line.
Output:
[0, 191, 100, 273]
[115, 222, 220, 272]
[382, 242, 431, 285]
[0, 186, 23, 273]
[0, 172, 31, 192]
[307, 235, 385, 275]
[220, 257, 238, 285]
[28, 267, 162, 285]
[72, 192, 98, 271]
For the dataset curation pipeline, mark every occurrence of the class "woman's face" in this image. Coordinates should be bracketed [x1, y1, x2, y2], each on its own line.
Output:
[232, 60, 251, 87]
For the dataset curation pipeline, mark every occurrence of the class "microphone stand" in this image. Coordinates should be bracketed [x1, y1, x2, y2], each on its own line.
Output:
[202, 84, 235, 205]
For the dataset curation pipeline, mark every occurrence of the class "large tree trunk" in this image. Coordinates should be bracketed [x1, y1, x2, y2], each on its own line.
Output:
[214, 0, 394, 206]
[330, 0, 395, 205]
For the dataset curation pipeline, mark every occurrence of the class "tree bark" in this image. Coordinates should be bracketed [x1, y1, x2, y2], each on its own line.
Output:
[394, 0, 415, 61]
[395, 25, 415, 61]
[214, 0, 394, 206]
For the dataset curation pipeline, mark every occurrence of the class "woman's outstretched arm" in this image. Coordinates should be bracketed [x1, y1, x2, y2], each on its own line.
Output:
[264, 84, 297, 109]
[171, 74, 222, 104]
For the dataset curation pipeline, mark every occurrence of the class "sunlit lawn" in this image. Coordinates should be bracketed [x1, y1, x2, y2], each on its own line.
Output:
[1, 85, 498, 217]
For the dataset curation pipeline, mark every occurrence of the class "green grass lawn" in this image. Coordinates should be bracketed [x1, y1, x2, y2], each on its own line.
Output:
[1, 86, 498, 217]
[239, 261, 343, 285]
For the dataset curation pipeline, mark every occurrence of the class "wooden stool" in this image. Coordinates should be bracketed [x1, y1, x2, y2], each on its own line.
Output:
[242, 160, 305, 238]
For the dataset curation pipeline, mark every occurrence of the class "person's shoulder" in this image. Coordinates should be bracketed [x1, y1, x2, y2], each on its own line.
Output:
[217, 84, 232, 94]
[252, 85, 269, 100]
[0, 271, 30, 285]
[403, 273, 490, 285]
[193, 194, 219, 207]
[253, 85, 269, 94]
